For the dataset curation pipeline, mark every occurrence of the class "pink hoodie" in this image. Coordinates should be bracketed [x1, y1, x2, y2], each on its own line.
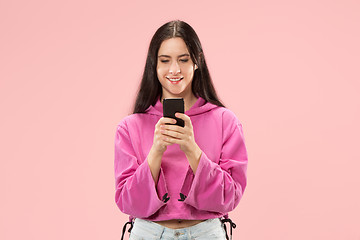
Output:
[114, 97, 248, 221]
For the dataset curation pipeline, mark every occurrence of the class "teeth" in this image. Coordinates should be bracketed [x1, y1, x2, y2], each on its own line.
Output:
[167, 77, 183, 82]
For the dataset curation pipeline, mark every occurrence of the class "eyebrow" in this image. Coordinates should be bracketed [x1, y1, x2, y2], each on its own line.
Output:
[158, 54, 190, 58]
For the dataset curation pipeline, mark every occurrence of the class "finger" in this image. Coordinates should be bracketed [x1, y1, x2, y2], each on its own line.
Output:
[175, 113, 191, 126]
[163, 117, 177, 124]
[160, 124, 185, 133]
[163, 136, 182, 145]
[157, 117, 177, 127]
[161, 129, 182, 139]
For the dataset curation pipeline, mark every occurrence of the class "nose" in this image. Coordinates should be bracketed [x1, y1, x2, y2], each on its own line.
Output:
[169, 61, 180, 74]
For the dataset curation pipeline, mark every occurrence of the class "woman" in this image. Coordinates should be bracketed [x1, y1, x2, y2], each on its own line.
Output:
[114, 20, 248, 240]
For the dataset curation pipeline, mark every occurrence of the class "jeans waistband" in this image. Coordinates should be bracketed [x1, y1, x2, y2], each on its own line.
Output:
[134, 217, 220, 233]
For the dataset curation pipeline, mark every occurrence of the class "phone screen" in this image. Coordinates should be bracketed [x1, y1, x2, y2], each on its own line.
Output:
[163, 98, 185, 127]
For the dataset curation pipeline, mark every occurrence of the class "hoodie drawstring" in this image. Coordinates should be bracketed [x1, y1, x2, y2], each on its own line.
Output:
[121, 220, 133, 240]
[221, 217, 236, 240]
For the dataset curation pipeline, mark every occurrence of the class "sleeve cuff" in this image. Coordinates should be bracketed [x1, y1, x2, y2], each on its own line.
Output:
[156, 166, 170, 203]
[179, 151, 209, 203]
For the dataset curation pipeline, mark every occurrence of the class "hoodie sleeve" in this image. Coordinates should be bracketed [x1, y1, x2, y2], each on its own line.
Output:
[180, 110, 248, 213]
[114, 120, 168, 218]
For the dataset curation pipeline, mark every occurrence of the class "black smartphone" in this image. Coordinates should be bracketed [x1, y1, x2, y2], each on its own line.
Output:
[163, 98, 185, 127]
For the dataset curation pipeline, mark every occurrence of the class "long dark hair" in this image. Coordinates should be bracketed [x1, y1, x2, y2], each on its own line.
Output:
[133, 20, 225, 113]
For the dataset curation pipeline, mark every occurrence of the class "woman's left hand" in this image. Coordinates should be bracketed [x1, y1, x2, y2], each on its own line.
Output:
[160, 113, 202, 171]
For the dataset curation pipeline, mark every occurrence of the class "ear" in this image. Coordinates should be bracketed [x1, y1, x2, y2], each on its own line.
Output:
[194, 64, 198, 70]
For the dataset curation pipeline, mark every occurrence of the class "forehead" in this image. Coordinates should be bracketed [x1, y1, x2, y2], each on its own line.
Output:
[158, 37, 189, 55]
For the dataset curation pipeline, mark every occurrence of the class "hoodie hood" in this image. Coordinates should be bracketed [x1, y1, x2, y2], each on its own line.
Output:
[145, 96, 220, 117]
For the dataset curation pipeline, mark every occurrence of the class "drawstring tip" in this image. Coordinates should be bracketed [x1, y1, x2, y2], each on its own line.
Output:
[121, 220, 134, 240]
[221, 217, 237, 240]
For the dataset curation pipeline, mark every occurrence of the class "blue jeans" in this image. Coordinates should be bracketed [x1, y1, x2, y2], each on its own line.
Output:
[129, 218, 227, 240]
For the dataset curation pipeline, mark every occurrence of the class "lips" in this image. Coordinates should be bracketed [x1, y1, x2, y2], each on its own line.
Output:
[166, 76, 184, 83]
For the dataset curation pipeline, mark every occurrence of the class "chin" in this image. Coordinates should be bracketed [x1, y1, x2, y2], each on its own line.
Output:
[168, 92, 184, 97]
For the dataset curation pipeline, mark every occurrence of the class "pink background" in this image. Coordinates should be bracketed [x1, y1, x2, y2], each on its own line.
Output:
[1, 0, 359, 239]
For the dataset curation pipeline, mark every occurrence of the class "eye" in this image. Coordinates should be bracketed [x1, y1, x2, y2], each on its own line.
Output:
[160, 60, 169, 63]
[180, 59, 189, 62]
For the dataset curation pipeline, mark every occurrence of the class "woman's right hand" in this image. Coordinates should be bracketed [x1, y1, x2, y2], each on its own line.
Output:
[151, 117, 177, 154]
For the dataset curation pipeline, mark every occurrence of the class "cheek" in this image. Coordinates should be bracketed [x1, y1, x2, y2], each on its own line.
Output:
[157, 65, 167, 77]
[184, 67, 194, 79]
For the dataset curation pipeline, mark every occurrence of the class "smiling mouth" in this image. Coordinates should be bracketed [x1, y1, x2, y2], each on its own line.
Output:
[166, 77, 184, 82]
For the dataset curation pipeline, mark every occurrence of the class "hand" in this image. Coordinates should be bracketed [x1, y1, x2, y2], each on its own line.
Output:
[151, 117, 177, 154]
[160, 113, 202, 170]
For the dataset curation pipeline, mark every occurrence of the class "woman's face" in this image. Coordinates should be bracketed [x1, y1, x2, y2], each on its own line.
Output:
[157, 37, 197, 99]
